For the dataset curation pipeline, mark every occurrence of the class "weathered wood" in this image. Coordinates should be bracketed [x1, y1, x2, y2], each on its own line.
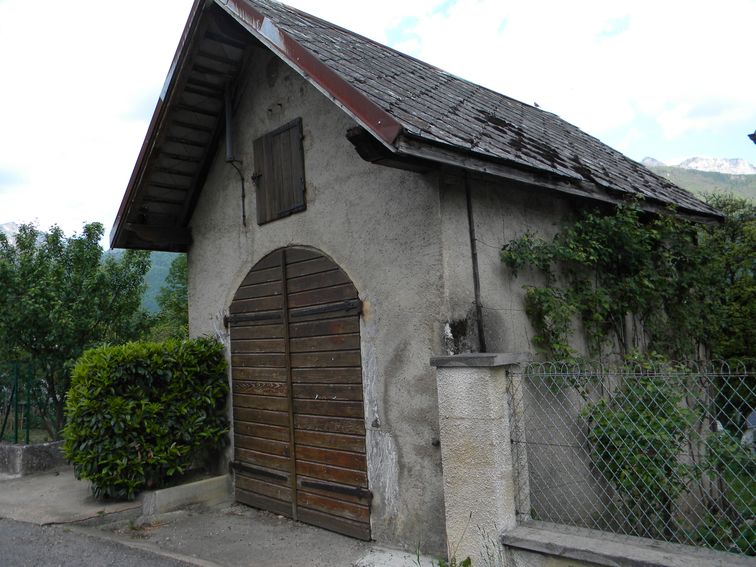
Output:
[236, 489, 292, 517]
[233, 394, 289, 412]
[236, 474, 291, 501]
[297, 508, 371, 540]
[292, 384, 363, 401]
[287, 284, 357, 309]
[291, 368, 362, 384]
[236, 448, 291, 472]
[294, 415, 366, 435]
[288, 317, 358, 338]
[296, 475, 370, 505]
[234, 434, 290, 457]
[229, 295, 283, 314]
[231, 354, 287, 368]
[241, 266, 281, 286]
[284, 248, 321, 264]
[232, 367, 288, 381]
[286, 257, 337, 279]
[289, 334, 360, 353]
[290, 351, 361, 368]
[227, 310, 283, 326]
[233, 408, 290, 427]
[297, 491, 369, 523]
[296, 461, 367, 487]
[294, 430, 366, 453]
[248, 250, 282, 271]
[231, 324, 285, 340]
[234, 281, 283, 300]
[234, 421, 290, 442]
[231, 338, 286, 354]
[295, 445, 366, 471]
[286, 269, 351, 294]
[233, 381, 288, 397]
[293, 399, 364, 418]
[288, 300, 361, 323]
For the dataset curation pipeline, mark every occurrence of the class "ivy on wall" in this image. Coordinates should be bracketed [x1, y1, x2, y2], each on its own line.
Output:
[500, 195, 755, 361]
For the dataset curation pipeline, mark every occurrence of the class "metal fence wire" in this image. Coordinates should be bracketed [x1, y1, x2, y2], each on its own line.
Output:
[511, 360, 755, 556]
[0, 362, 36, 445]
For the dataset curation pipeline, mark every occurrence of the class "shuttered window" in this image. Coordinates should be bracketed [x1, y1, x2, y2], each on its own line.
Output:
[253, 118, 306, 225]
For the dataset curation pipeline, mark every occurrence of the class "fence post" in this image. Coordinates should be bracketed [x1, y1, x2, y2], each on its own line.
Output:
[13, 362, 19, 444]
[430, 352, 530, 563]
[25, 363, 32, 445]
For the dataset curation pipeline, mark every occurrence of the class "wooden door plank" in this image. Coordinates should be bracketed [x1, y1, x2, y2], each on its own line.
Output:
[294, 430, 366, 454]
[234, 281, 283, 300]
[233, 394, 289, 412]
[285, 248, 321, 264]
[289, 334, 360, 353]
[230, 295, 283, 314]
[230, 338, 286, 354]
[297, 491, 369, 523]
[232, 367, 288, 381]
[234, 408, 290, 427]
[233, 381, 288, 397]
[236, 474, 292, 502]
[234, 421, 290, 442]
[236, 489, 292, 517]
[297, 508, 370, 540]
[291, 368, 362, 384]
[240, 266, 281, 286]
[286, 270, 351, 294]
[295, 445, 367, 471]
[296, 461, 367, 487]
[292, 384, 363, 401]
[287, 284, 358, 309]
[290, 351, 361, 368]
[295, 415, 366, 435]
[231, 354, 287, 368]
[234, 435, 290, 457]
[231, 324, 285, 340]
[236, 448, 291, 472]
[288, 317, 359, 338]
[293, 400, 364, 418]
[286, 257, 338, 279]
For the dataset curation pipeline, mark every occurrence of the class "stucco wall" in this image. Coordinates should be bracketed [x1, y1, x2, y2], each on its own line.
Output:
[187, 48, 447, 553]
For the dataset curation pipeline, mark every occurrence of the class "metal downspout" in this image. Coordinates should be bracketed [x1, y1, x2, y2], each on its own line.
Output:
[465, 172, 487, 352]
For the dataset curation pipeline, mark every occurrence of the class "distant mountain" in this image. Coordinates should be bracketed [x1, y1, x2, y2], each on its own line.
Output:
[0, 221, 19, 239]
[643, 162, 756, 201]
[641, 157, 666, 168]
[106, 249, 181, 313]
[677, 157, 756, 175]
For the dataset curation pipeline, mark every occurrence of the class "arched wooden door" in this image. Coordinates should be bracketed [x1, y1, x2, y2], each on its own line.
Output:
[229, 247, 370, 540]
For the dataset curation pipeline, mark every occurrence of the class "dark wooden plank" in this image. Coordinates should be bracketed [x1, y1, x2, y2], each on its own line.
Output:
[289, 318, 358, 339]
[234, 434, 290, 457]
[234, 281, 283, 300]
[232, 367, 288, 381]
[234, 421, 290, 442]
[286, 270, 351, 294]
[290, 351, 361, 368]
[285, 248, 321, 264]
[231, 338, 286, 354]
[289, 334, 360, 353]
[236, 474, 291, 501]
[296, 475, 370, 505]
[231, 324, 284, 340]
[295, 445, 366, 471]
[227, 310, 283, 326]
[293, 399, 364, 418]
[295, 415, 365, 435]
[229, 295, 282, 314]
[236, 448, 291, 472]
[231, 354, 287, 368]
[292, 384, 363, 401]
[233, 381, 288, 397]
[297, 491, 369, 523]
[296, 508, 370, 540]
[236, 489, 292, 517]
[296, 461, 367, 487]
[249, 251, 282, 272]
[287, 284, 357, 309]
[288, 301, 361, 324]
[286, 257, 337, 279]
[241, 266, 280, 286]
[233, 394, 289, 412]
[291, 368, 362, 384]
[294, 430, 366, 454]
[234, 408, 290, 427]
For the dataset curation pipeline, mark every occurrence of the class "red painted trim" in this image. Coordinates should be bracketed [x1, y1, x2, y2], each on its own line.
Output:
[219, 0, 403, 146]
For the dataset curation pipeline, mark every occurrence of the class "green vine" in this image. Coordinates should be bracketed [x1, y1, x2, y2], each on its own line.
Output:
[501, 196, 753, 360]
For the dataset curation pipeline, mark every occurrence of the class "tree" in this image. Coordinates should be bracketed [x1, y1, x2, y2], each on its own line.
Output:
[0, 223, 151, 437]
[148, 254, 188, 341]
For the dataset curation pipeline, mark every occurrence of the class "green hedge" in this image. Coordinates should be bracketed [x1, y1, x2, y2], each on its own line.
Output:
[63, 338, 229, 500]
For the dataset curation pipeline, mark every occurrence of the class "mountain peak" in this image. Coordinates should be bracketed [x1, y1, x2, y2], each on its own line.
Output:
[676, 157, 756, 175]
[0, 222, 19, 238]
[642, 157, 666, 167]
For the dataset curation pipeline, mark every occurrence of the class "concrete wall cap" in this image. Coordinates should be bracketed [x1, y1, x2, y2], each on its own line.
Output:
[501, 522, 751, 567]
[430, 352, 531, 368]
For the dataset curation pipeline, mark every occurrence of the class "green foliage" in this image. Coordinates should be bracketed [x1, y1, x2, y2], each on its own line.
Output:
[501, 196, 755, 361]
[147, 254, 188, 341]
[581, 365, 696, 539]
[62, 338, 229, 500]
[0, 223, 151, 436]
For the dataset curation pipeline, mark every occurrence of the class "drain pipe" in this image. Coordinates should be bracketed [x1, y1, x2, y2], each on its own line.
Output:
[465, 172, 487, 352]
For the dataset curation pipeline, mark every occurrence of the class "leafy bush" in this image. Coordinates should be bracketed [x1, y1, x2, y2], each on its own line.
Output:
[63, 338, 229, 500]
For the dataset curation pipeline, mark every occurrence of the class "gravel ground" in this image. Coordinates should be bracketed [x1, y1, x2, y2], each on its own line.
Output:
[0, 518, 191, 567]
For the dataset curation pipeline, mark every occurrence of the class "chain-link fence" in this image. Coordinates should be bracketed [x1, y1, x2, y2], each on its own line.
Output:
[0, 362, 51, 445]
[511, 360, 755, 556]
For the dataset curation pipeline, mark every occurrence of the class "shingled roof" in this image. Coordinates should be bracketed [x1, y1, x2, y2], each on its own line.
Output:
[111, 0, 719, 251]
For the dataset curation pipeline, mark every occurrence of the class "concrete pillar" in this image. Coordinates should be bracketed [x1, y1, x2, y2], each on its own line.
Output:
[430, 353, 530, 564]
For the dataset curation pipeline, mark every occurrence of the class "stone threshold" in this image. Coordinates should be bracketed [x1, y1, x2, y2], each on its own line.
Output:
[501, 521, 752, 567]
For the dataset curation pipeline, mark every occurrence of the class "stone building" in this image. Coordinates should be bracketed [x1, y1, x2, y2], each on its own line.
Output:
[110, 0, 719, 554]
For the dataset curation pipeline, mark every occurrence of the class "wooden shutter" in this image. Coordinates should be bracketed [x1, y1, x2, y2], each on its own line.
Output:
[253, 118, 306, 225]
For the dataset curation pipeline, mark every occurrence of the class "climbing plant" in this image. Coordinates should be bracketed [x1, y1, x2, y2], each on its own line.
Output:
[500, 196, 754, 361]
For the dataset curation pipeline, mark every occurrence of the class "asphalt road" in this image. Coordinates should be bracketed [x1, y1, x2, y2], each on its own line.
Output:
[0, 518, 191, 567]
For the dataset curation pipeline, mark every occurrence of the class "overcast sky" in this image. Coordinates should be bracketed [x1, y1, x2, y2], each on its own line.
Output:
[1, 0, 754, 239]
